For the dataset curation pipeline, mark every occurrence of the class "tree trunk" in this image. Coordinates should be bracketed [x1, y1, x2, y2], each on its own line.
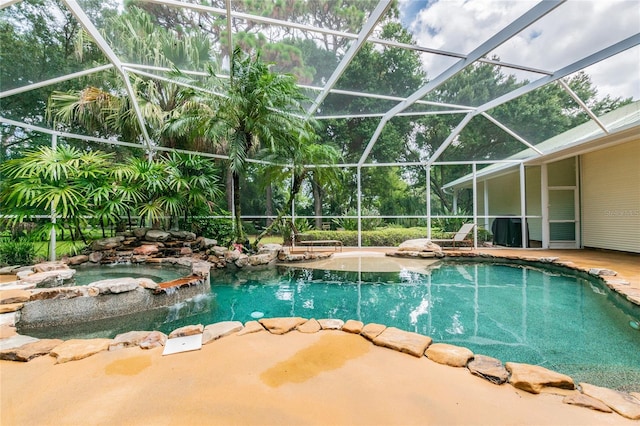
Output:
[312, 176, 322, 229]
[226, 168, 234, 213]
[233, 171, 244, 242]
[265, 184, 273, 227]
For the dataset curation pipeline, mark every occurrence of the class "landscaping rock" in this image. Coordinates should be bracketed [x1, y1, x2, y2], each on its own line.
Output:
[65, 255, 89, 266]
[0, 312, 18, 328]
[319, 318, 344, 330]
[168, 324, 203, 338]
[50, 338, 112, 364]
[237, 321, 265, 336]
[225, 249, 241, 262]
[200, 238, 218, 249]
[0, 303, 24, 313]
[15, 269, 34, 279]
[235, 254, 250, 268]
[0, 325, 17, 339]
[170, 230, 196, 241]
[361, 323, 386, 340]
[562, 392, 613, 413]
[588, 268, 617, 277]
[132, 227, 149, 238]
[467, 354, 509, 384]
[506, 362, 575, 394]
[145, 230, 170, 242]
[88, 251, 104, 263]
[0, 289, 31, 304]
[133, 245, 159, 255]
[139, 331, 167, 349]
[0, 334, 39, 350]
[297, 318, 321, 333]
[0, 339, 63, 362]
[91, 236, 125, 251]
[425, 343, 473, 367]
[342, 320, 364, 334]
[109, 331, 154, 351]
[259, 317, 307, 335]
[29, 287, 92, 301]
[202, 321, 243, 344]
[21, 269, 76, 287]
[580, 382, 640, 419]
[372, 327, 432, 357]
[248, 252, 278, 266]
[90, 278, 140, 294]
[33, 261, 69, 273]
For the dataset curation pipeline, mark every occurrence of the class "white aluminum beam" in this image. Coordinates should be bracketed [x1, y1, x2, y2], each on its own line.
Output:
[0, 0, 22, 9]
[480, 112, 543, 155]
[359, 0, 565, 165]
[0, 64, 114, 99]
[426, 113, 474, 166]
[307, 0, 392, 116]
[557, 79, 608, 134]
[315, 109, 471, 120]
[474, 33, 640, 115]
[61, 0, 154, 152]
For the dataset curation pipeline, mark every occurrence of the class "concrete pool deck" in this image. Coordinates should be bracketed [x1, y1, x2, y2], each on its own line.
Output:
[1, 247, 639, 425]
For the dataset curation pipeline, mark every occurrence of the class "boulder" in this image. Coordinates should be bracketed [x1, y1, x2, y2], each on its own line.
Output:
[133, 245, 159, 255]
[65, 255, 89, 266]
[132, 227, 149, 238]
[32, 261, 69, 273]
[580, 382, 640, 420]
[109, 331, 154, 351]
[506, 362, 575, 394]
[50, 338, 112, 364]
[225, 249, 241, 262]
[425, 343, 474, 367]
[342, 320, 364, 334]
[89, 278, 140, 294]
[139, 331, 167, 349]
[360, 323, 387, 341]
[248, 253, 277, 266]
[398, 239, 442, 252]
[200, 238, 218, 249]
[297, 318, 322, 333]
[91, 236, 125, 251]
[588, 268, 617, 277]
[372, 327, 432, 357]
[168, 324, 203, 339]
[259, 317, 307, 335]
[258, 243, 283, 253]
[467, 354, 509, 384]
[136, 278, 158, 290]
[319, 318, 344, 330]
[16, 269, 34, 279]
[191, 261, 211, 278]
[562, 392, 613, 413]
[145, 230, 171, 242]
[211, 246, 229, 257]
[237, 321, 265, 336]
[202, 321, 243, 344]
[0, 324, 17, 339]
[0, 334, 38, 350]
[0, 339, 64, 362]
[0, 303, 23, 313]
[180, 247, 193, 256]
[0, 289, 31, 304]
[88, 251, 104, 263]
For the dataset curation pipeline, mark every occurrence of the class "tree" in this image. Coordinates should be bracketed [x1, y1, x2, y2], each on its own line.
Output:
[166, 47, 312, 242]
[253, 131, 341, 247]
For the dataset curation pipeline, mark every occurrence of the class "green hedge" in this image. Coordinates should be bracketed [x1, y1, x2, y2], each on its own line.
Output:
[297, 226, 491, 247]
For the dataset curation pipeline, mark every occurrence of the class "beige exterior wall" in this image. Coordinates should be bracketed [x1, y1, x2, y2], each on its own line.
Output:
[581, 139, 640, 253]
[525, 166, 542, 242]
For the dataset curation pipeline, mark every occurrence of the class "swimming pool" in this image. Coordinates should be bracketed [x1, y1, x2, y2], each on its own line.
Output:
[23, 262, 640, 391]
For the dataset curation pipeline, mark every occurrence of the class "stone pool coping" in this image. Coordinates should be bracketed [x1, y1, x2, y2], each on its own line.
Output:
[1, 248, 639, 423]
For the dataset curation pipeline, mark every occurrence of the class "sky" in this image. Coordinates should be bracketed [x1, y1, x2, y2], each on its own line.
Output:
[397, 0, 640, 101]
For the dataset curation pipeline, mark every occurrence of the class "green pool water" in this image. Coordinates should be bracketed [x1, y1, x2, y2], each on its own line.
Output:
[27, 262, 640, 391]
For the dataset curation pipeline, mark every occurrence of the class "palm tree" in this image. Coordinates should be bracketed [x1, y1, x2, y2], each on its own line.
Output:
[0, 145, 114, 244]
[166, 47, 311, 242]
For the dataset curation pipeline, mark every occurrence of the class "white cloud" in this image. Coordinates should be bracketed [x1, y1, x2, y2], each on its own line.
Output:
[398, 0, 640, 100]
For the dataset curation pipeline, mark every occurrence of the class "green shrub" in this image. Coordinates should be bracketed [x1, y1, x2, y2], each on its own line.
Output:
[0, 238, 37, 266]
[181, 214, 234, 246]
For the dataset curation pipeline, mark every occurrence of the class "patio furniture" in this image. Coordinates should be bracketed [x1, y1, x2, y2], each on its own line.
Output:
[432, 223, 476, 248]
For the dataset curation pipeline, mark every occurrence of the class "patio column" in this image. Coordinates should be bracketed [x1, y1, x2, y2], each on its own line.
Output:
[472, 162, 478, 249]
[49, 134, 57, 261]
[357, 166, 362, 248]
[426, 165, 431, 239]
[519, 162, 528, 248]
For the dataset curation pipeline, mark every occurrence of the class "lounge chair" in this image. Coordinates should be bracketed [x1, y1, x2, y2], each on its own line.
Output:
[431, 223, 476, 248]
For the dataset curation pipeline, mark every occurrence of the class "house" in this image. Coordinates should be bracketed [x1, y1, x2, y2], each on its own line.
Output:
[443, 101, 640, 252]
